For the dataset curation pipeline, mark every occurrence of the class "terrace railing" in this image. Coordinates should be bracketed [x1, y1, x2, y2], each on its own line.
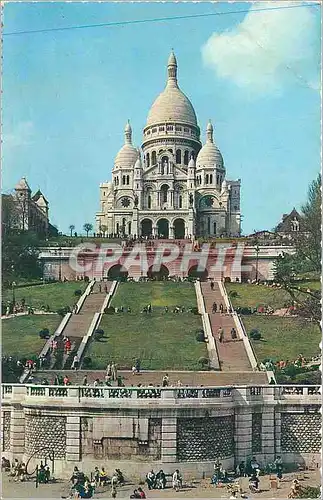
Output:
[2, 384, 320, 405]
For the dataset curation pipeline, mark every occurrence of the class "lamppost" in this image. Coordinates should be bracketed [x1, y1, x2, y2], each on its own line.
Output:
[12, 281, 16, 306]
[58, 247, 62, 281]
[255, 244, 260, 282]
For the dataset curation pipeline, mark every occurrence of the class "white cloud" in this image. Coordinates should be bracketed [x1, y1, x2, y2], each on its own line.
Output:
[3, 121, 34, 149]
[202, 2, 320, 93]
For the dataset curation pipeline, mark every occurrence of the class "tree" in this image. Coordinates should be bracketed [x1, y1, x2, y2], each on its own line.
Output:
[2, 231, 42, 287]
[69, 224, 75, 237]
[275, 174, 321, 324]
[83, 223, 93, 237]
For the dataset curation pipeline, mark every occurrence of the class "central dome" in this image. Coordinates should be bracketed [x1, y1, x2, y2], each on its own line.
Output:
[146, 52, 198, 128]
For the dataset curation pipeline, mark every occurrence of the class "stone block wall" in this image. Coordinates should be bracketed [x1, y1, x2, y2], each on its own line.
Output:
[80, 417, 161, 460]
[2, 411, 11, 452]
[25, 414, 66, 459]
[281, 412, 321, 453]
[177, 416, 234, 461]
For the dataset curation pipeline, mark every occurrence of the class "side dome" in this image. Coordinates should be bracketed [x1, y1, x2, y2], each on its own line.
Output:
[114, 121, 138, 168]
[196, 121, 224, 168]
[146, 51, 198, 127]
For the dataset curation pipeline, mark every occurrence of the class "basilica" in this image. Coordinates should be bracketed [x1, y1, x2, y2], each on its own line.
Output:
[96, 51, 241, 239]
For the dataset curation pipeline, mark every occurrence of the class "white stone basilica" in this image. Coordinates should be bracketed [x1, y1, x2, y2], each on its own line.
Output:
[96, 51, 241, 239]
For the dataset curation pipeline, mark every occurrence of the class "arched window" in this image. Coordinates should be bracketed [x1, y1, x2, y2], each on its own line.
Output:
[216, 174, 220, 185]
[116, 222, 119, 234]
[126, 175, 130, 185]
[179, 195, 182, 208]
[210, 174, 213, 184]
[206, 174, 209, 184]
[146, 153, 150, 168]
[152, 151, 157, 165]
[213, 222, 217, 234]
[122, 175, 126, 185]
[148, 195, 151, 209]
[184, 150, 189, 165]
[128, 222, 131, 234]
[161, 185, 169, 203]
[191, 151, 195, 160]
[207, 217, 211, 234]
[176, 149, 181, 164]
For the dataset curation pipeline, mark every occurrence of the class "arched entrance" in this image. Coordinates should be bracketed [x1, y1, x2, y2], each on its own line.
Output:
[147, 264, 169, 281]
[157, 218, 169, 239]
[188, 265, 208, 281]
[141, 219, 153, 238]
[174, 218, 185, 239]
[107, 264, 128, 279]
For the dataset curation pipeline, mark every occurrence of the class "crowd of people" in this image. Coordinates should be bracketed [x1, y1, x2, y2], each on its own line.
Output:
[145, 469, 182, 492]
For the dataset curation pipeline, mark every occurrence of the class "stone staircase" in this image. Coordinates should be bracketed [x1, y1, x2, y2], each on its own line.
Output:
[201, 282, 252, 372]
[49, 282, 110, 370]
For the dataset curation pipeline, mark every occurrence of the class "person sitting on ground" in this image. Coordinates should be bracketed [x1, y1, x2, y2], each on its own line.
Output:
[164, 306, 169, 313]
[93, 467, 100, 487]
[137, 487, 146, 499]
[238, 460, 246, 477]
[249, 473, 260, 493]
[146, 470, 156, 490]
[2, 457, 10, 472]
[288, 479, 302, 498]
[99, 467, 108, 486]
[155, 469, 166, 489]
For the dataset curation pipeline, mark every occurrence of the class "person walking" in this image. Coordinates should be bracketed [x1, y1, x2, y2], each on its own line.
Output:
[111, 362, 117, 381]
[219, 303, 224, 314]
[210, 281, 214, 291]
[111, 484, 117, 498]
[162, 374, 169, 387]
[218, 327, 224, 343]
[212, 302, 217, 314]
[230, 328, 237, 340]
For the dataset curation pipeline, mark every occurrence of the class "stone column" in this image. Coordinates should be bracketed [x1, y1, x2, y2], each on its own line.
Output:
[235, 407, 252, 464]
[262, 407, 276, 463]
[66, 415, 81, 462]
[161, 417, 177, 463]
[10, 408, 25, 458]
[169, 226, 174, 239]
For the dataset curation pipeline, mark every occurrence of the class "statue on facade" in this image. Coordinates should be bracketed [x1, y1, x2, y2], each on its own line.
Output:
[189, 193, 194, 206]
[134, 195, 139, 207]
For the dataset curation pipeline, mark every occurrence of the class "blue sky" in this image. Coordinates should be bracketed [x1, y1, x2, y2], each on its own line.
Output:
[3, 2, 321, 235]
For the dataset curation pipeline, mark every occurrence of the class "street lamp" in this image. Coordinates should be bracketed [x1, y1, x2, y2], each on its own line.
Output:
[12, 281, 16, 306]
[255, 245, 260, 282]
[58, 247, 62, 281]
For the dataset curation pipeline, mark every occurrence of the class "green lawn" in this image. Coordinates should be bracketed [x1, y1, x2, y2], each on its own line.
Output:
[111, 282, 199, 311]
[86, 282, 206, 370]
[2, 281, 87, 312]
[226, 281, 321, 310]
[226, 283, 293, 310]
[242, 316, 321, 363]
[2, 315, 62, 359]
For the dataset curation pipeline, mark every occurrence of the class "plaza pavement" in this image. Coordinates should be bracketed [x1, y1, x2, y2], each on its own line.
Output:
[2, 471, 320, 499]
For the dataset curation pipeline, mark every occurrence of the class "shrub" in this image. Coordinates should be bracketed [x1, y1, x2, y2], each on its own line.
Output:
[250, 329, 261, 340]
[84, 276, 90, 282]
[190, 307, 199, 315]
[74, 289, 82, 297]
[296, 486, 320, 498]
[229, 290, 238, 298]
[83, 357, 92, 368]
[196, 331, 205, 342]
[56, 306, 71, 317]
[198, 356, 209, 368]
[94, 329, 104, 341]
[240, 307, 252, 315]
[39, 328, 50, 339]
[104, 306, 115, 315]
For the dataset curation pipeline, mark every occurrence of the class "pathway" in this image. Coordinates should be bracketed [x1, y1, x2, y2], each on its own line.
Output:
[31, 369, 267, 386]
[201, 282, 252, 372]
[49, 282, 110, 369]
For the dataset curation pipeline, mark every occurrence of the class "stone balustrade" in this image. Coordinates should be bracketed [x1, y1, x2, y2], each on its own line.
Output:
[2, 384, 320, 405]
